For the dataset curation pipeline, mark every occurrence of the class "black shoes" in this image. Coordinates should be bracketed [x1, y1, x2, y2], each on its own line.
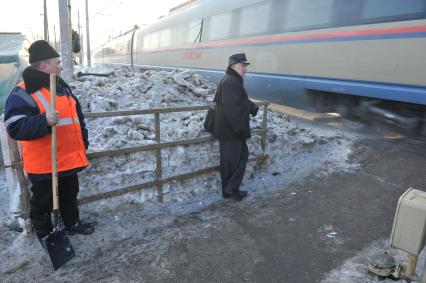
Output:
[34, 219, 94, 249]
[222, 190, 248, 201]
[65, 220, 95, 235]
[222, 192, 234, 198]
[233, 190, 248, 201]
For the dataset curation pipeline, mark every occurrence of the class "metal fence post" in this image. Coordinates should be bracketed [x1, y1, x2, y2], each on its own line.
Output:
[154, 113, 163, 202]
[261, 104, 269, 155]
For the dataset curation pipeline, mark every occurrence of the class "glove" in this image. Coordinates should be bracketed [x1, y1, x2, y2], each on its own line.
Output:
[84, 139, 89, 150]
[251, 106, 259, 117]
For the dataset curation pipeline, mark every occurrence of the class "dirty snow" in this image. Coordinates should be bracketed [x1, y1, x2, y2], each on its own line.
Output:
[0, 65, 363, 280]
[54, 65, 355, 212]
[322, 239, 426, 283]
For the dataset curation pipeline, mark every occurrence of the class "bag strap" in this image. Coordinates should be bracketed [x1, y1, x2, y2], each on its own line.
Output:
[214, 76, 226, 104]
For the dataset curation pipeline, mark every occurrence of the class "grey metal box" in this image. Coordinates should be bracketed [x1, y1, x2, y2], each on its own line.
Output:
[390, 188, 426, 255]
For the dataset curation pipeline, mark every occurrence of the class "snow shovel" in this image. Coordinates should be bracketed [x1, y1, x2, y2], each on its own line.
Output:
[44, 74, 75, 270]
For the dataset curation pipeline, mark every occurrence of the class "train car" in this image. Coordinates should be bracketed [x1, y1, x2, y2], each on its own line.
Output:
[94, 0, 426, 132]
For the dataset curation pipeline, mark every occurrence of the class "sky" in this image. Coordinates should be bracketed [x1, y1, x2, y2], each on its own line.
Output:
[0, 0, 185, 49]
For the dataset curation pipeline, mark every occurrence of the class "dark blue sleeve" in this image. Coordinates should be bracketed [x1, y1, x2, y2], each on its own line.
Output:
[4, 87, 50, 141]
[70, 92, 89, 149]
[249, 99, 259, 116]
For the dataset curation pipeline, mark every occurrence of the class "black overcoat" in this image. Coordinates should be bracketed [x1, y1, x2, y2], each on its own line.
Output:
[213, 67, 258, 140]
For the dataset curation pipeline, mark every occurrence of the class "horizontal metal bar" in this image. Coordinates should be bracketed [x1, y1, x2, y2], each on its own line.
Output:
[78, 154, 267, 205]
[79, 180, 158, 205]
[85, 105, 212, 118]
[87, 136, 215, 159]
[84, 102, 269, 119]
[87, 129, 265, 160]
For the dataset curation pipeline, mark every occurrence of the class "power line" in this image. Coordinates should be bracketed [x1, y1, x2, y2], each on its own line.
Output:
[89, 0, 118, 20]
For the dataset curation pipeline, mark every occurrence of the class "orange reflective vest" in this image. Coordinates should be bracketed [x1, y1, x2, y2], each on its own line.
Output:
[17, 82, 88, 174]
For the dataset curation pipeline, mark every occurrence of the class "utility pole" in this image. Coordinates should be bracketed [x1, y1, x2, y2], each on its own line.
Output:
[58, 0, 73, 81]
[53, 25, 58, 50]
[78, 10, 84, 64]
[85, 0, 91, 67]
[68, 0, 72, 40]
[43, 0, 49, 41]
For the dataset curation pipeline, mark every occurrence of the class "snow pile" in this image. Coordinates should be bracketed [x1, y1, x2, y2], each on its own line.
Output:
[67, 65, 352, 212]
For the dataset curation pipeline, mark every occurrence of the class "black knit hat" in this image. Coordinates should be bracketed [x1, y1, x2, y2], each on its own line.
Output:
[28, 40, 60, 63]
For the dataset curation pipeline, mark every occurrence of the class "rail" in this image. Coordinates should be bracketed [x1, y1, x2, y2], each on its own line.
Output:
[81, 102, 269, 204]
[2, 102, 270, 215]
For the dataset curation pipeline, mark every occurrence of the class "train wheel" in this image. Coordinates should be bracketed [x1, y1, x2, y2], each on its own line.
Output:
[336, 96, 358, 120]
[306, 90, 335, 113]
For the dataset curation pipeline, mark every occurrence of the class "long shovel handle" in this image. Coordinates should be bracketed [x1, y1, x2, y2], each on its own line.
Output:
[50, 74, 59, 213]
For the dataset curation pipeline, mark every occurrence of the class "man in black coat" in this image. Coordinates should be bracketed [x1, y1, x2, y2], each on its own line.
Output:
[213, 53, 259, 201]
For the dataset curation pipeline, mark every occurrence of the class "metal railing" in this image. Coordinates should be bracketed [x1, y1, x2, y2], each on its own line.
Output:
[1, 102, 270, 212]
[80, 102, 269, 204]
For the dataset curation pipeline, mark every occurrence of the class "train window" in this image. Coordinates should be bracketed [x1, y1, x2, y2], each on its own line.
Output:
[174, 24, 186, 45]
[284, 0, 334, 31]
[207, 11, 232, 40]
[143, 32, 160, 50]
[134, 32, 140, 50]
[160, 29, 171, 48]
[332, 1, 364, 27]
[150, 32, 159, 49]
[117, 42, 125, 55]
[240, 1, 272, 37]
[104, 47, 114, 56]
[188, 20, 202, 43]
[143, 34, 151, 50]
[135, 32, 144, 51]
[361, 0, 426, 21]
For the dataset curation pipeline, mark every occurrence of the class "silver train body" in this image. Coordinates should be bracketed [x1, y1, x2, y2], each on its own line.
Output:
[94, 0, 426, 128]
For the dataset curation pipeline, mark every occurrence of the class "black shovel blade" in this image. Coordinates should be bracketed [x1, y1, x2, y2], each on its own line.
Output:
[45, 228, 75, 270]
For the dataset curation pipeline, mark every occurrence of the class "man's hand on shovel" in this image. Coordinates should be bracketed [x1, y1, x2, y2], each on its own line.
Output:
[46, 111, 59, 126]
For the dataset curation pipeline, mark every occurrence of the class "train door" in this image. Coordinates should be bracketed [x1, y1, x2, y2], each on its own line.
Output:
[133, 30, 144, 67]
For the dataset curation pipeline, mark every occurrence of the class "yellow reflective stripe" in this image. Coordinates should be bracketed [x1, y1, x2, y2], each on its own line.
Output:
[33, 91, 80, 126]
[57, 118, 73, 126]
[34, 91, 51, 112]
[56, 117, 80, 126]
[4, 115, 28, 127]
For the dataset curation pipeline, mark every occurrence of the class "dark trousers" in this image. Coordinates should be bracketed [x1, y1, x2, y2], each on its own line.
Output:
[30, 174, 80, 236]
[219, 139, 248, 194]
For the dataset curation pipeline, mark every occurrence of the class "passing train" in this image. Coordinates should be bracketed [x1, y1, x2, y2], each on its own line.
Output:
[94, 0, 426, 133]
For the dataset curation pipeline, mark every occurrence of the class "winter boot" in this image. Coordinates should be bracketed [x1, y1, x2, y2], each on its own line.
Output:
[233, 190, 248, 201]
[65, 220, 95, 235]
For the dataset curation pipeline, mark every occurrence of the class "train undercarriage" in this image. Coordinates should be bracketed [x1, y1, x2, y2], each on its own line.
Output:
[307, 90, 426, 137]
